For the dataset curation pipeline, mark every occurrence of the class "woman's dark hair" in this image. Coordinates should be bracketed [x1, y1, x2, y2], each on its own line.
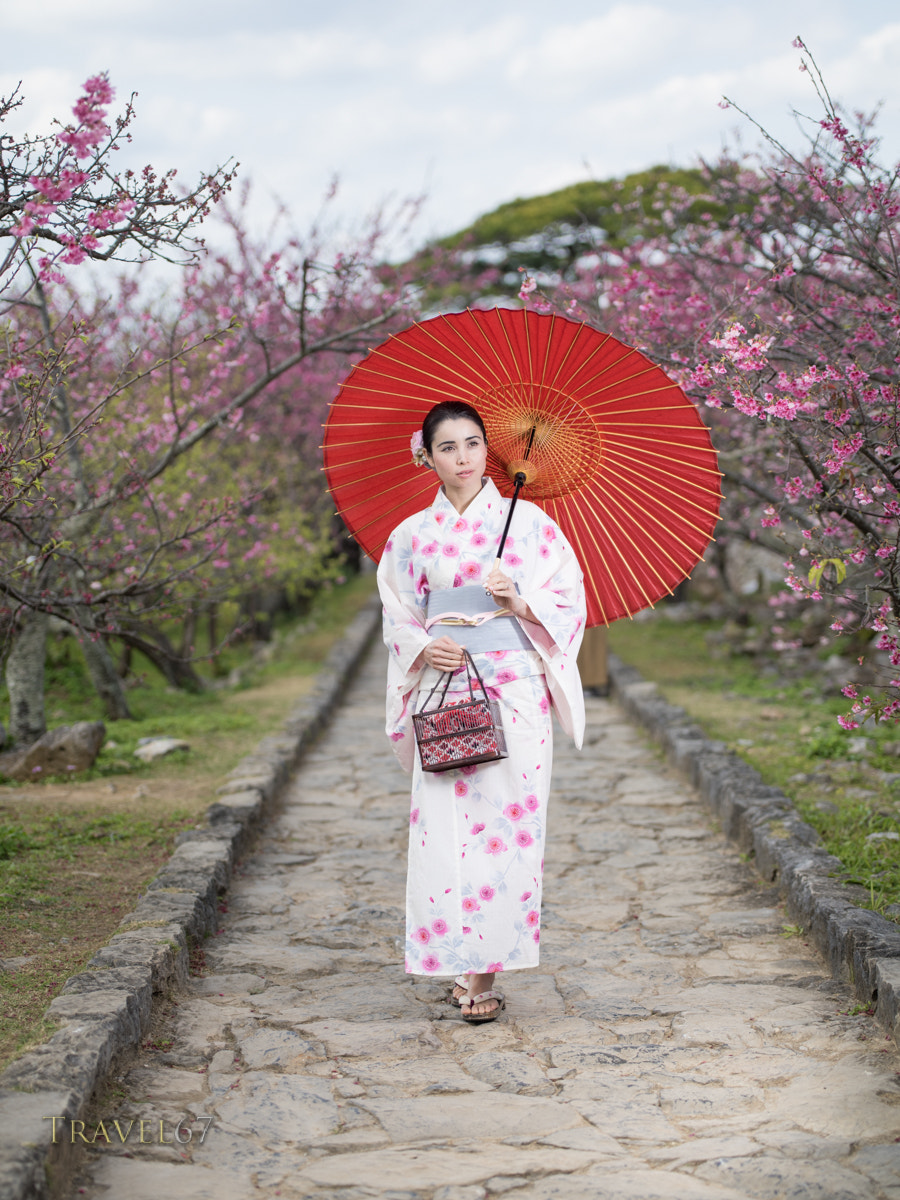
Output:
[421, 401, 487, 454]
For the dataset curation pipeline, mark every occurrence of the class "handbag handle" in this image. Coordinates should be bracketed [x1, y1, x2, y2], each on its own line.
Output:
[461, 649, 491, 701]
[419, 664, 454, 712]
[417, 648, 492, 712]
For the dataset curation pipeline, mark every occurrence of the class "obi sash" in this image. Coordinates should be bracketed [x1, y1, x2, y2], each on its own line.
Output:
[424, 584, 533, 652]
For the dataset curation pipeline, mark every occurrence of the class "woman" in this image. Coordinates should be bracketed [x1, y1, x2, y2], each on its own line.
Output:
[377, 400, 586, 1022]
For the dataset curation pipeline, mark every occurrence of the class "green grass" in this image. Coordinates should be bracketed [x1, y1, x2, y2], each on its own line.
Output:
[610, 612, 900, 918]
[0, 807, 194, 1068]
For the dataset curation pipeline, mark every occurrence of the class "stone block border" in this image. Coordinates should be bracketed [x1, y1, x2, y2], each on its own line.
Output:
[609, 651, 900, 1046]
[0, 593, 383, 1200]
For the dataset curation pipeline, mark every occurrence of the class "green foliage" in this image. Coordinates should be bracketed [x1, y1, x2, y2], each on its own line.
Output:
[411, 164, 752, 308]
[807, 726, 853, 759]
[806, 799, 900, 912]
[440, 167, 717, 250]
[808, 558, 846, 589]
[0, 823, 32, 860]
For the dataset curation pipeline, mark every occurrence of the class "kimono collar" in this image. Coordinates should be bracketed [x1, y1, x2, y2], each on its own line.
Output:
[431, 477, 504, 523]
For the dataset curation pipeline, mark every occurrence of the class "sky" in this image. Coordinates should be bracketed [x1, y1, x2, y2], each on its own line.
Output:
[3, 0, 899, 252]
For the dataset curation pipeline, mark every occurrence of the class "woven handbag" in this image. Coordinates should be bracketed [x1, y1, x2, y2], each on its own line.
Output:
[413, 650, 508, 773]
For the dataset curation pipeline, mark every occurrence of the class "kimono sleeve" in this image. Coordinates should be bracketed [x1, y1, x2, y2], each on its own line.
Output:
[376, 523, 432, 773]
[515, 514, 587, 748]
[517, 518, 586, 661]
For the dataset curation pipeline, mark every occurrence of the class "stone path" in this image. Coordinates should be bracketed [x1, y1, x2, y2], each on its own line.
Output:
[73, 645, 900, 1199]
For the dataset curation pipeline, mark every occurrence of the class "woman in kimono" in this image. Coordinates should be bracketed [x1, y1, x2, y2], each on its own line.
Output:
[377, 400, 585, 1022]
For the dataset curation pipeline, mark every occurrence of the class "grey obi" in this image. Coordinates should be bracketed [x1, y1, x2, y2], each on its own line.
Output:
[424, 584, 533, 652]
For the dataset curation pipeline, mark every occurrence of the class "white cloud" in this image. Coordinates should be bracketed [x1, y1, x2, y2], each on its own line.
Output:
[0, 67, 81, 137]
[0, 0, 137, 31]
[3, 1, 900, 249]
[412, 19, 523, 85]
[506, 5, 679, 89]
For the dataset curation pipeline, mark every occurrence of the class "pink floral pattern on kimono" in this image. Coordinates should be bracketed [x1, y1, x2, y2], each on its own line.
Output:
[376, 478, 586, 976]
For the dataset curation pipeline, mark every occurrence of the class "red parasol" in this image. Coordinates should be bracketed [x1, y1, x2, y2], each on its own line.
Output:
[323, 307, 721, 626]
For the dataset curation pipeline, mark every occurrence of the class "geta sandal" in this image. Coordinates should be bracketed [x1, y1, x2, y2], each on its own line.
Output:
[447, 974, 470, 1007]
[461, 989, 505, 1023]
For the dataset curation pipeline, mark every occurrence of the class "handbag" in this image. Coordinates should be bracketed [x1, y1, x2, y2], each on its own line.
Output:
[412, 650, 508, 773]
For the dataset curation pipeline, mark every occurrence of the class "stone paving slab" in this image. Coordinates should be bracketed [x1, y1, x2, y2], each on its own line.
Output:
[608, 652, 900, 1042]
[68, 645, 900, 1199]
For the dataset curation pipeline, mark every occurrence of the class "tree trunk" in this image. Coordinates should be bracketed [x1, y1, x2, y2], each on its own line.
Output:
[179, 604, 198, 659]
[207, 604, 224, 676]
[117, 640, 132, 678]
[5, 610, 49, 747]
[78, 631, 133, 720]
[117, 623, 205, 692]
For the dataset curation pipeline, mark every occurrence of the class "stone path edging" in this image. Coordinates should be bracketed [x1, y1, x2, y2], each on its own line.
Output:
[609, 650, 900, 1046]
[0, 592, 383, 1200]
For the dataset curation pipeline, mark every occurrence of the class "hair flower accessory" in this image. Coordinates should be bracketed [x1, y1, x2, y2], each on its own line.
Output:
[410, 430, 430, 468]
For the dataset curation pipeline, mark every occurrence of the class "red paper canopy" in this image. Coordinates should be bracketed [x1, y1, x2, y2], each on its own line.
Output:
[323, 307, 721, 625]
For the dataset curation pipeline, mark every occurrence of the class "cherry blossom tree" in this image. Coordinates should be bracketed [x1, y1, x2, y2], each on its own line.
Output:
[1, 77, 419, 747]
[520, 40, 900, 725]
[63, 184, 420, 683]
[1, 72, 240, 743]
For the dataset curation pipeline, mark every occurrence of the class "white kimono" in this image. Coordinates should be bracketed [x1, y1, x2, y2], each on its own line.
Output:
[377, 478, 585, 977]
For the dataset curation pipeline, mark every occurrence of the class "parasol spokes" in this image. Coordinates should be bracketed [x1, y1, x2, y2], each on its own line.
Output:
[489, 424, 538, 591]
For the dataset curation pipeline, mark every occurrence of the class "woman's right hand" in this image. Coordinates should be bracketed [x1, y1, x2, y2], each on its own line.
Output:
[423, 635, 465, 672]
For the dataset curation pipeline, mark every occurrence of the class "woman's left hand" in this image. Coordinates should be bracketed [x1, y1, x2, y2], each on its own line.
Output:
[486, 566, 525, 617]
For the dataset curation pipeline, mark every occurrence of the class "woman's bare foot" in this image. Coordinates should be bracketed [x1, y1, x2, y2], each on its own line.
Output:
[451, 974, 469, 1003]
[462, 972, 499, 1018]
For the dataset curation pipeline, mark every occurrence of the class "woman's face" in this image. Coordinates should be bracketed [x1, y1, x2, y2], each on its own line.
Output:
[425, 417, 488, 508]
